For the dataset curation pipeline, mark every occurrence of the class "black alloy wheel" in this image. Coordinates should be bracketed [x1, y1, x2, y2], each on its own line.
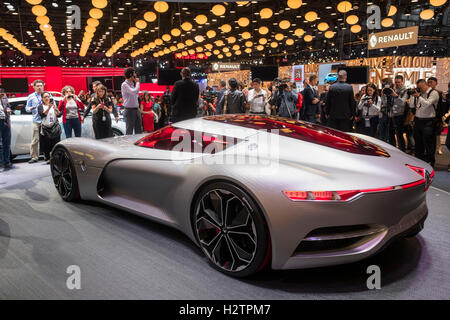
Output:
[112, 128, 123, 137]
[193, 182, 270, 277]
[51, 148, 80, 202]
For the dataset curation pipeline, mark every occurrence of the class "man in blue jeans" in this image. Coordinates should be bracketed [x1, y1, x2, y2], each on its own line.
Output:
[0, 87, 13, 171]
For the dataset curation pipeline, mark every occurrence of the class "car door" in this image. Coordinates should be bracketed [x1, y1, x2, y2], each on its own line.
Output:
[9, 99, 33, 156]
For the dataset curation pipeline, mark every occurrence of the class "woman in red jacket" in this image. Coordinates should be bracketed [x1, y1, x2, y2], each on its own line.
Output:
[58, 85, 85, 138]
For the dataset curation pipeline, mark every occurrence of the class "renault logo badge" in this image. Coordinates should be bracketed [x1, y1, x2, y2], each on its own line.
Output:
[369, 34, 378, 48]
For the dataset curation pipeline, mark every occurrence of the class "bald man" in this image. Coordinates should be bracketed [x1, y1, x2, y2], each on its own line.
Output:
[325, 70, 356, 132]
[171, 67, 200, 122]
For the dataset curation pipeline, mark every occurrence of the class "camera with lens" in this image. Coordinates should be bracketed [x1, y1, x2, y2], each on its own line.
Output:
[382, 82, 394, 96]
[407, 87, 420, 97]
[276, 79, 288, 92]
[202, 90, 217, 105]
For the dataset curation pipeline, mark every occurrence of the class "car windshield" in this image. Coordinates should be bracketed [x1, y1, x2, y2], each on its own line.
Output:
[135, 126, 242, 154]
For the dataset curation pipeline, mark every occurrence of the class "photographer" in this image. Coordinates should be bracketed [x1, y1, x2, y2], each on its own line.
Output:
[248, 78, 268, 115]
[38, 92, 61, 164]
[0, 87, 13, 171]
[121, 67, 142, 134]
[409, 79, 440, 167]
[386, 75, 408, 151]
[427, 77, 446, 155]
[202, 87, 217, 116]
[357, 83, 381, 138]
[270, 79, 297, 119]
[58, 85, 85, 138]
[84, 85, 117, 139]
[379, 78, 395, 143]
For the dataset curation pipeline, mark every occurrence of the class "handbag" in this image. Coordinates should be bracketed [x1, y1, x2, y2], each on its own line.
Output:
[42, 122, 62, 139]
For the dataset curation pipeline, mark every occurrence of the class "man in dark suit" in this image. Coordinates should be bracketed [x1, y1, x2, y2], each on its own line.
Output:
[302, 75, 320, 123]
[325, 70, 356, 132]
[170, 67, 200, 123]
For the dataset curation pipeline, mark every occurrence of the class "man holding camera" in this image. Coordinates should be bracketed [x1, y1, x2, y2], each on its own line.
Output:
[0, 87, 13, 171]
[409, 79, 440, 167]
[270, 79, 297, 119]
[384, 75, 408, 152]
[248, 78, 268, 115]
[121, 67, 142, 135]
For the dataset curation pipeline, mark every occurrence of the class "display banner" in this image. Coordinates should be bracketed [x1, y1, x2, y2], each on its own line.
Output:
[212, 62, 241, 72]
[291, 65, 304, 92]
[368, 26, 419, 50]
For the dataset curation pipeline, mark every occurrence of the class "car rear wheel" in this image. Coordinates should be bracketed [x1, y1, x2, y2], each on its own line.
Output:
[112, 128, 123, 137]
[51, 148, 80, 202]
[193, 182, 270, 277]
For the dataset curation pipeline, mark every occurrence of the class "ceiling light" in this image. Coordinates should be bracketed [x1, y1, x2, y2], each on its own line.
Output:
[337, 1, 352, 13]
[287, 0, 303, 9]
[154, 1, 169, 13]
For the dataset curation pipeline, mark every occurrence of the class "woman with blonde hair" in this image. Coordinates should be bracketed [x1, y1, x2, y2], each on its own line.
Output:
[58, 85, 85, 138]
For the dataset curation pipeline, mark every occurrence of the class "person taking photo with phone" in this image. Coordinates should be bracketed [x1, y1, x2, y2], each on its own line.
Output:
[38, 92, 61, 164]
[58, 85, 85, 138]
[247, 78, 268, 115]
[84, 84, 118, 139]
[121, 67, 142, 134]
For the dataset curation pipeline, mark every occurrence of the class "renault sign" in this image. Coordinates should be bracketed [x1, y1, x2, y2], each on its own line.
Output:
[368, 26, 419, 50]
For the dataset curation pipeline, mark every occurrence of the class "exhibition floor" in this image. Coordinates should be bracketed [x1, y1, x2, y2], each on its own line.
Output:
[0, 159, 449, 300]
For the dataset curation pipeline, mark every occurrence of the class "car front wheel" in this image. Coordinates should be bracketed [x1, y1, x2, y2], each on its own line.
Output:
[193, 182, 271, 277]
[51, 148, 80, 202]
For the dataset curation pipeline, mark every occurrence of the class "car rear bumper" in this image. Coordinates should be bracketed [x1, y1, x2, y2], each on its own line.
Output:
[280, 202, 427, 270]
[259, 184, 429, 270]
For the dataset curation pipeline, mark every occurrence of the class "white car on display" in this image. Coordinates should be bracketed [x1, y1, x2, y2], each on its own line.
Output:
[7, 95, 126, 159]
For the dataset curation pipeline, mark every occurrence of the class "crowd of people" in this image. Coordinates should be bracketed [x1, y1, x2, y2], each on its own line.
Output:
[0, 66, 449, 172]
[0, 68, 171, 171]
[194, 70, 449, 169]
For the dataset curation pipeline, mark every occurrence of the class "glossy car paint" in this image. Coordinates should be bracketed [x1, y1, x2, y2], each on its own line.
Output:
[53, 115, 432, 270]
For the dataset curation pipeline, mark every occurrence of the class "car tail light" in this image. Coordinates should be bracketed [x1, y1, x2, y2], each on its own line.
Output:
[284, 165, 434, 202]
[406, 164, 425, 178]
[406, 164, 434, 191]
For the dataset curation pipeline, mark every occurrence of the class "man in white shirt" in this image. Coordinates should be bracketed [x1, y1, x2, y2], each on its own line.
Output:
[247, 78, 268, 115]
[121, 67, 142, 134]
[25, 80, 45, 163]
[409, 79, 440, 167]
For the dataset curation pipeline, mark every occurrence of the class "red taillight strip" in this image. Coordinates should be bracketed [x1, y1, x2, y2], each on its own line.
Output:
[284, 179, 426, 202]
[401, 180, 425, 189]
[284, 164, 433, 202]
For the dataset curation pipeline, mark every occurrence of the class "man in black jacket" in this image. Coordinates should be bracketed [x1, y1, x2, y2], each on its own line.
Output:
[216, 78, 247, 115]
[171, 67, 200, 123]
[325, 70, 356, 132]
[302, 75, 320, 123]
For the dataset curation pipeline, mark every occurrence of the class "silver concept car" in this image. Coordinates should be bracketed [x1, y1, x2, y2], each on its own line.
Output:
[51, 115, 434, 277]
